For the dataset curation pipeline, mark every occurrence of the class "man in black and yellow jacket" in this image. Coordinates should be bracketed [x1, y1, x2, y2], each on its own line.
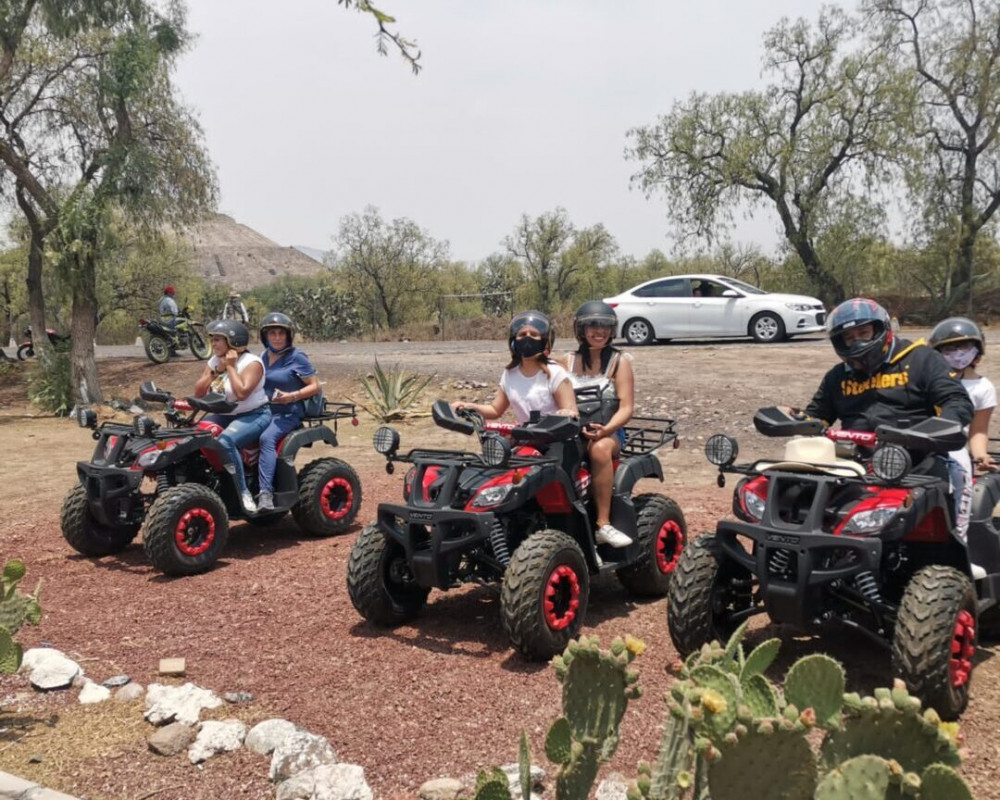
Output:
[806, 298, 973, 433]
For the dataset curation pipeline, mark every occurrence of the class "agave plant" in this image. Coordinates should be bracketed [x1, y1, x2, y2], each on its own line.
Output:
[357, 357, 434, 421]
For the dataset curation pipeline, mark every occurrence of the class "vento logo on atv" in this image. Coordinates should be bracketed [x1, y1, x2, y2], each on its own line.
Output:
[767, 533, 800, 546]
[409, 512, 434, 521]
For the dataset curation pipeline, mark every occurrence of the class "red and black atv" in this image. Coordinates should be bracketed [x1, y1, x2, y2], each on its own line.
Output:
[61, 380, 363, 576]
[346, 398, 686, 660]
[667, 406, 998, 719]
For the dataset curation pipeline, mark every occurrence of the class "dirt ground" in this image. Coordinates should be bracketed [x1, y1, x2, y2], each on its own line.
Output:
[1, 330, 999, 800]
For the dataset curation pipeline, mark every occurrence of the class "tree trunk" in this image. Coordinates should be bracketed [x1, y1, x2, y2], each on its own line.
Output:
[70, 254, 102, 406]
[21, 206, 52, 365]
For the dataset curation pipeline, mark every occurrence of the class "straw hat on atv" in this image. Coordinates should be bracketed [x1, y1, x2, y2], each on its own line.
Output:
[756, 436, 866, 478]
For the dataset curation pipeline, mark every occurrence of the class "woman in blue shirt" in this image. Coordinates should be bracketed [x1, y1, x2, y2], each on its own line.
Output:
[257, 312, 322, 510]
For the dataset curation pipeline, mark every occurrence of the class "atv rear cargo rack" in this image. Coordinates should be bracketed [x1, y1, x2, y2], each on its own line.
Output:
[621, 416, 678, 457]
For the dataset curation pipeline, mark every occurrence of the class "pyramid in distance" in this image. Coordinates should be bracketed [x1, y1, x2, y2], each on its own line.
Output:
[183, 213, 326, 292]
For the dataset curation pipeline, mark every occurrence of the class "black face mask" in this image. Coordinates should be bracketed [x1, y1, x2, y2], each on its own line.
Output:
[513, 336, 547, 359]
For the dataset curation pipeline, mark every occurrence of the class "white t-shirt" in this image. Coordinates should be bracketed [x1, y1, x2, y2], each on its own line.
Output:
[963, 375, 997, 414]
[207, 351, 268, 415]
[499, 363, 571, 424]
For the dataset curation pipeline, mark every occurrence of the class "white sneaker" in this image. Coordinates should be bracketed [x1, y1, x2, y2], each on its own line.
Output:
[240, 490, 257, 514]
[596, 524, 633, 548]
[258, 492, 274, 511]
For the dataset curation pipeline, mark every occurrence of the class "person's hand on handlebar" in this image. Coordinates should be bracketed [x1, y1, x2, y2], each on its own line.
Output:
[975, 454, 999, 472]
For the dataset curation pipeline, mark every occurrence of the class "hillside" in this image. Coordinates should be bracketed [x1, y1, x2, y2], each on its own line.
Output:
[183, 214, 326, 291]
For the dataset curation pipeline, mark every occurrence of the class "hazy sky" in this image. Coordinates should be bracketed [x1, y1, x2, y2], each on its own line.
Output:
[175, 0, 829, 262]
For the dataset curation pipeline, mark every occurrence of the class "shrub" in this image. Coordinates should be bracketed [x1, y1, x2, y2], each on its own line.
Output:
[0, 559, 42, 674]
[356, 358, 434, 421]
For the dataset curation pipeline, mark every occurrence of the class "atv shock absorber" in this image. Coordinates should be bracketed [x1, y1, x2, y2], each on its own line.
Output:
[853, 571, 881, 605]
[156, 472, 171, 494]
[768, 548, 792, 578]
[489, 520, 511, 567]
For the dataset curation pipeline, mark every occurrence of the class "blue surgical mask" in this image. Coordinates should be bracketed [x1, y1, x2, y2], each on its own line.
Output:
[942, 345, 978, 371]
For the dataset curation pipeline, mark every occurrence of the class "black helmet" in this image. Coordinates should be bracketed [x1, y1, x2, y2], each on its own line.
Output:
[259, 311, 295, 347]
[206, 319, 250, 349]
[826, 298, 893, 377]
[573, 301, 618, 343]
[508, 310, 554, 358]
[929, 316, 985, 356]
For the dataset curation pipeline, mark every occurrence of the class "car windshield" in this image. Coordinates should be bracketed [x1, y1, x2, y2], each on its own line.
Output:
[720, 278, 766, 295]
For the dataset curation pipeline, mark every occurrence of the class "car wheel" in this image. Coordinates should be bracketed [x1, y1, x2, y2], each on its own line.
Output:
[623, 318, 655, 346]
[750, 312, 786, 343]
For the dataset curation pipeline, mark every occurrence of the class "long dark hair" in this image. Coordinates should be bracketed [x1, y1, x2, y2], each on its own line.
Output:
[575, 341, 620, 374]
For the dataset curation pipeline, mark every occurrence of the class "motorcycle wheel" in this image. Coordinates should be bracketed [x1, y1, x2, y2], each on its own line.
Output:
[292, 457, 363, 535]
[667, 534, 754, 657]
[892, 565, 977, 720]
[615, 493, 686, 596]
[142, 484, 229, 576]
[16, 343, 33, 361]
[60, 484, 139, 556]
[501, 529, 589, 661]
[144, 335, 171, 365]
[347, 524, 429, 626]
[189, 330, 210, 360]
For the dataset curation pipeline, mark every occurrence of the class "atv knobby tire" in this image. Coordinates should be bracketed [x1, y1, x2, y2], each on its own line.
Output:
[667, 534, 751, 657]
[60, 483, 139, 556]
[891, 565, 977, 720]
[141, 484, 229, 576]
[501, 529, 589, 661]
[292, 457, 362, 536]
[144, 335, 171, 365]
[347, 524, 429, 626]
[615, 493, 686, 596]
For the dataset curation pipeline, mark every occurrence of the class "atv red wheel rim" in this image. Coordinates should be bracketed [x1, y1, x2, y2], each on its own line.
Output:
[950, 609, 976, 689]
[321, 477, 354, 520]
[543, 565, 580, 631]
[656, 519, 685, 574]
[175, 508, 215, 556]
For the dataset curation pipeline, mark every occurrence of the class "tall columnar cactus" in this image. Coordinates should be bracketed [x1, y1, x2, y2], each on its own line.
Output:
[0, 559, 42, 674]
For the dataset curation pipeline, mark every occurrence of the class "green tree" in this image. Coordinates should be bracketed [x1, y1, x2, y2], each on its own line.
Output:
[331, 205, 448, 331]
[504, 208, 616, 310]
[868, 0, 1000, 313]
[627, 8, 910, 307]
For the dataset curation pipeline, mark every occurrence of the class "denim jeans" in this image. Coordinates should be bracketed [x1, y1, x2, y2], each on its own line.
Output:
[207, 406, 272, 495]
[258, 412, 303, 494]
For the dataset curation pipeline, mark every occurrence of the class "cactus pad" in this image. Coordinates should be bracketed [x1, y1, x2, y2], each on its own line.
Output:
[815, 754, 891, 800]
[784, 654, 845, 730]
[708, 728, 817, 800]
[545, 717, 572, 765]
[0, 626, 22, 674]
[919, 763, 974, 800]
[741, 638, 781, 681]
[741, 673, 780, 719]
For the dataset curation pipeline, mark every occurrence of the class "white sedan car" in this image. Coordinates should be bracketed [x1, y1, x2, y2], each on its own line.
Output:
[604, 274, 826, 345]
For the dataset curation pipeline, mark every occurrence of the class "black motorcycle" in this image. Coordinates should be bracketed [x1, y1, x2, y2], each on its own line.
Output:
[16, 325, 71, 360]
[139, 306, 209, 364]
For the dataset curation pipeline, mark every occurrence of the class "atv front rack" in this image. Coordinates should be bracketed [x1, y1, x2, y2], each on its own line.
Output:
[621, 416, 678, 457]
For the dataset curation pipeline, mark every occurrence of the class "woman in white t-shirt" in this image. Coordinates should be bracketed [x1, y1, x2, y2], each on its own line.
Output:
[454, 310, 577, 425]
[194, 320, 271, 513]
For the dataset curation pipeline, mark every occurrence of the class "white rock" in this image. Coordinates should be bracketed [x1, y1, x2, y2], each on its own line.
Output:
[246, 718, 299, 755]
[114, 683, 146, 703]
[270, 730, 338, 783]
[188, 719, 247, 764]
[24, 650, 82, 691]
[144, 682, 222, 726]
[277, 763, 373, 800]
[418, 777, 464, 800]
[78, 679, 111, 704]
[595, 773, 630, 800]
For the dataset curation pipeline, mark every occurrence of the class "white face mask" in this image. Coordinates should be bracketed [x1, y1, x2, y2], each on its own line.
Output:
[941, 344, 978, 371]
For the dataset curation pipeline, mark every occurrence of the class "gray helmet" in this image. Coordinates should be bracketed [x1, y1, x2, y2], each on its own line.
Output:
[573, 300, 618, 343]
[259, 311, 295, 347]
[508, 310, 554, 358]
[206, 319, 250, 349]
[929, 316, 985, 356]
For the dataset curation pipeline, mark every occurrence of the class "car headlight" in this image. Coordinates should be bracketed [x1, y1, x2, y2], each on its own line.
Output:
[705, 434, 738, 466]
[469, 483, 515, 509]
[373, 426, 400, 455]
[785, 303, 814, 312]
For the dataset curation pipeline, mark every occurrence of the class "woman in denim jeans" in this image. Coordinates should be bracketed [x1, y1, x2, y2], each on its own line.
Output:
[194, 319, 271, 513]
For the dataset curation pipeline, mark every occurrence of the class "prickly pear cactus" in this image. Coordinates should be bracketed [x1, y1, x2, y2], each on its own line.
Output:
[474, 767, 512, 800]
[784, 654, 845, 730]
[707, 726, 818, 800]
[814, 754, 891, 800]
[0, 559, 42, 674]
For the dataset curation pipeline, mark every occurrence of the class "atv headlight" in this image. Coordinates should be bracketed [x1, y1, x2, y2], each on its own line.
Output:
[132, 415, 155, 437]
[840, 506, 900, 535]
[373, 426, 400, 455]
[481, 433, 511, 467]
[705, 434, 738, 466]
[872, 444, 911, 483]
[77, 408, 97, 429]
[469, 483, 515, 509]
[136, 449, 162, 468]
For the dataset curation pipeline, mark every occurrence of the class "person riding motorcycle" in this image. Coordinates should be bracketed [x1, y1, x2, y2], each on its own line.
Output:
[803, 298, 974, 533]
[158, 286, 180, 334]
